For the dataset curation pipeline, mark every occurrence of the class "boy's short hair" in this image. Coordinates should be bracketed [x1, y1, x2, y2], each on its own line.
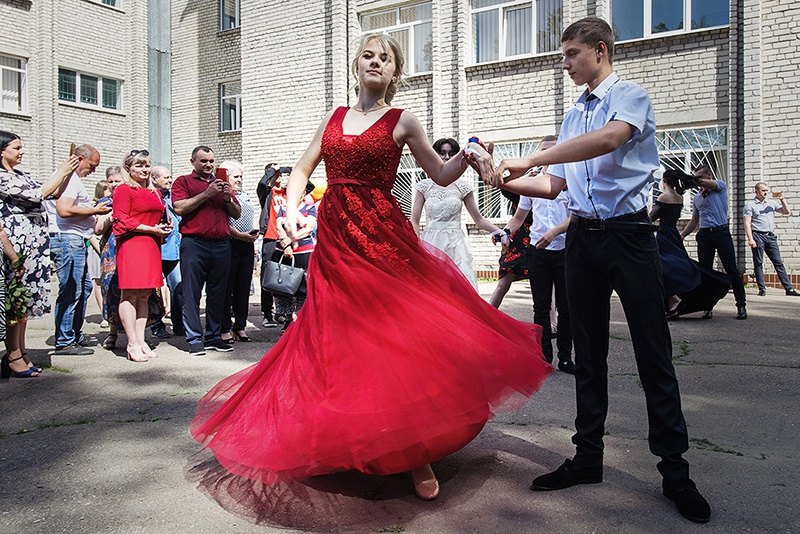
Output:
[562, 17, 615, 65]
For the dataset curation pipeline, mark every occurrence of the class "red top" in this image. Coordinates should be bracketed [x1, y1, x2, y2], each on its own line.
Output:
[112, 183, 165, 289]
[172, 171, 239, 239]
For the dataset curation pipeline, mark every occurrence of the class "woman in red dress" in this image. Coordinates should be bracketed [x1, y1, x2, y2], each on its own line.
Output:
[191, 33, 551, 500]
[113, 150, 171, 362]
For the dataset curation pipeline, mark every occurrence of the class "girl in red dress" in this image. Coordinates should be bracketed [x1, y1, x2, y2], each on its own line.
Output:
[191, 33, 550, 500]
[113, 150, 171, 362]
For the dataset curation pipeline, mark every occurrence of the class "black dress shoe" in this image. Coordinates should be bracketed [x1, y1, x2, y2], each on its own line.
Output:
[786, 289, 800, 296]
[757, 289, 766, 296]
[663, 478, 710, 523]
[530, 459, 602, 491]
[151, 325, 172, 339]
[702, 310, 713, 319]
[736, 306, 747, 320]
[557, 359, 576, 375]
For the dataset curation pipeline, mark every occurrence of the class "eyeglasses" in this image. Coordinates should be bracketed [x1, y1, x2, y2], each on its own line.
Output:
[129, 149, 150, 157]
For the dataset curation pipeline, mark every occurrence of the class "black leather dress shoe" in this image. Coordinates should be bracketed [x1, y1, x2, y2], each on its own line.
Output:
[786, 289, 800, 296]
[530, 459, 602, 491]
[757, 289, 766, 296]
[702, 310, 713, 319]
[663, 478, 711, 523]
[736, 306, 747, 320]
[557, 359, 576, 375]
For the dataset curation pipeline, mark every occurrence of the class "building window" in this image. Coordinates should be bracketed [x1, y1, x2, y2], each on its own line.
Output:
[360, 2, 433, 74]
[471, 0, 563, 64]
[220, 0, 240, 30]
[612, 0, 729, 41]
[655, 125, 728, 216]
[0, 54, 27, 114]
[220, 81, 241, 132]
[99, 0, 120, 7]
[58, 68, 122, 111]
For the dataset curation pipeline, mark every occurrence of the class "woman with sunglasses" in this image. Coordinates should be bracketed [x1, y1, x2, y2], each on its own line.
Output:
[112, 150, 171, 362]
[411, 137, 504, 290]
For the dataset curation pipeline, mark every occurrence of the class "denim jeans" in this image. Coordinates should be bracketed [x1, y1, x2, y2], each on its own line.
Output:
[50, 233, 92, 349]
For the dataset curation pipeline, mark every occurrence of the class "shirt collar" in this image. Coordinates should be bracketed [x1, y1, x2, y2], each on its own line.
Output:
[580, 72, 620, 103]
[753, 196, 767, 204]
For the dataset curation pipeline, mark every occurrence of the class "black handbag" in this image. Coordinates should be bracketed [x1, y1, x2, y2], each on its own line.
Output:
[261, 257, 305, 296]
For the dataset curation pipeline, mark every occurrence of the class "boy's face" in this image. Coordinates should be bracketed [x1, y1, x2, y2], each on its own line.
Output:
[561, 38, 604, 88]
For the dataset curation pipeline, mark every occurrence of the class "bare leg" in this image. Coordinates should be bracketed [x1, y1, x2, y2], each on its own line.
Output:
[119, 289, 148, 362]
[489, 274, 515, 308]
[4, 323, 33, 374]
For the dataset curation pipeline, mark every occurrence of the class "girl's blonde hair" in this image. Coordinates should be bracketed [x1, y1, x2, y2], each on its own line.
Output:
[122, 150, 152, 189]
[351, 32, 405, 104]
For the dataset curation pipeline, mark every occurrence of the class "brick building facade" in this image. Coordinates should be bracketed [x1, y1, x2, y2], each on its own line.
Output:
[2, 0, 797, 285]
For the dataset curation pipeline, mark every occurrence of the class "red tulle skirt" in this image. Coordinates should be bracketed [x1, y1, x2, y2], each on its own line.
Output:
[190, 183, 551, 484]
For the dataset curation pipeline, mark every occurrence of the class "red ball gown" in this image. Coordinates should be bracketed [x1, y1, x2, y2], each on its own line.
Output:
[191, 106, 551, 484]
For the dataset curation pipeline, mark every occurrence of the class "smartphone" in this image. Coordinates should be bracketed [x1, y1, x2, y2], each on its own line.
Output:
[772, 191, 782, 198]
[215, 167, 227, 182]
[249, 229, 260, 236]
[69, 143, 76, 156]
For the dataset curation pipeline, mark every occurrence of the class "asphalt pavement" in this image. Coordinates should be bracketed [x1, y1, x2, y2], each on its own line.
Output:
[1, 281, 798, 534]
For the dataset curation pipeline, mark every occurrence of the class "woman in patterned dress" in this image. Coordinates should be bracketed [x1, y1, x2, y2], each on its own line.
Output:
[0, 131, 78, 375]
[411, 137, 505, 290]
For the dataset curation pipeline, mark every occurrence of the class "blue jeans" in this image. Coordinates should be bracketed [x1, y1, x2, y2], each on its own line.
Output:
[51, 233, 92, 349]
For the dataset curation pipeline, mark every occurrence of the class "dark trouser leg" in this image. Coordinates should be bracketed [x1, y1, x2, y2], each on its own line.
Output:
[231, 240, 255, 331]
[180, 237, 210, 345]
[552, 249, 572, 361]
[566, 223, 613, 469]
[203, 239, 232, 341]
[713, 228, 746, 307]
[762, 233, 793, 290]
[221, 244, 240, 334]
[609, 231, 689, 481]
[260, 239, 277, 316]
[751, 234, 766, 292]
[528, 248, 556, 363]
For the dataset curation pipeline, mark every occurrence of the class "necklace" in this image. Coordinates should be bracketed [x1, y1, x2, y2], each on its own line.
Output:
[353, 103, 389, 115]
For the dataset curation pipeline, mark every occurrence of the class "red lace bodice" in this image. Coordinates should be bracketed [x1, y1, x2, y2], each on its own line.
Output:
[321, 107, 404, 190]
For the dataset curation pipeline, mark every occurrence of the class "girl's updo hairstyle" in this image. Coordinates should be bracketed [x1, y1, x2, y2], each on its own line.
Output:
[662, 169, 700, 196]
[351, 32, 405, 105]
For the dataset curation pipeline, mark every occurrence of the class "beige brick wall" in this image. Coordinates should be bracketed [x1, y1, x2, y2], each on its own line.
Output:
[1, 0, 149, 193]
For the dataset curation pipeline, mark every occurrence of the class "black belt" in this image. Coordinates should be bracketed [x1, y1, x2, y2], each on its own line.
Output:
[752, 230, 774, 236]
[699, 225, 728, 232]
[571, 212, 656, 233]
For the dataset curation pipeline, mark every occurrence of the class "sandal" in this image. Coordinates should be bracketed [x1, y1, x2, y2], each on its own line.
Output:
[22, 352, 43, 373]
[234, 330, 251, 342]
[2, 354, 39, 378]
[126, 346, 148, 363]
[102, 334, 118, 350]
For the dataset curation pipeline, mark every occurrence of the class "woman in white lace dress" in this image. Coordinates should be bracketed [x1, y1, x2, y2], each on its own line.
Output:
[411, 138, 504, 290]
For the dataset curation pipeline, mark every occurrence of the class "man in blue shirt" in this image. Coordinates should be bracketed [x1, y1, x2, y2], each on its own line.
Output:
[477, 17, 710, 523]
[680, 166, 747, 319]
[151, 165, 184, 336]
[742, 182, 798, 297]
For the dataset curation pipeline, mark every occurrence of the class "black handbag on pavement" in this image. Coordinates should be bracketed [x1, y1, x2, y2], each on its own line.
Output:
[261, 257, 305, 297]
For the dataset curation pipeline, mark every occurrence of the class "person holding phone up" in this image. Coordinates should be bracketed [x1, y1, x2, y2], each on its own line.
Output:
[743, 182, 799, 297]
[218, 160, 258, 344]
